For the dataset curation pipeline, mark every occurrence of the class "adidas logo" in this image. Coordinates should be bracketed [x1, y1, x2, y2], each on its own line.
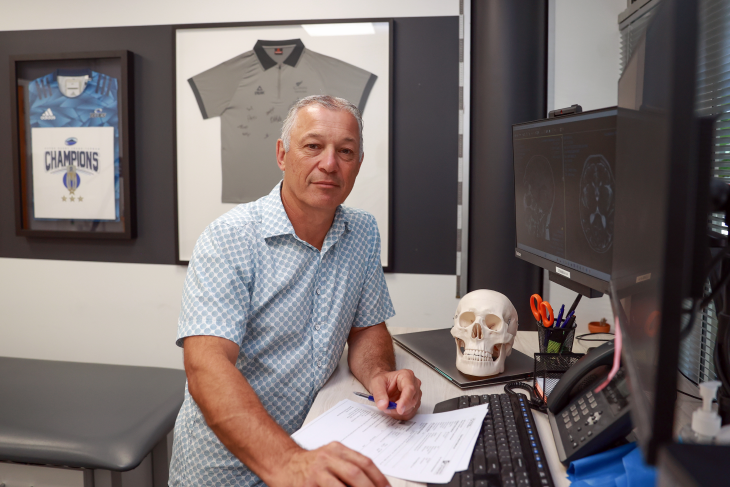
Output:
[40, 108, 56, 120]
[254, 86, 265, 95]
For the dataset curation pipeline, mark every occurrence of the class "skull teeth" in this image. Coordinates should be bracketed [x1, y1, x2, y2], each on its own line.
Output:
[462, 349, 493, 362]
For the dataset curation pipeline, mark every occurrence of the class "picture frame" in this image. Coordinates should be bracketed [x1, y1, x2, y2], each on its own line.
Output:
[10, 50, 136, 239]
[173, 20, 393, 268]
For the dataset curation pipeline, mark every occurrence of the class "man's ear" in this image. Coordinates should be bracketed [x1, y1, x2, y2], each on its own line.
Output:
[276, 139, 286, 172]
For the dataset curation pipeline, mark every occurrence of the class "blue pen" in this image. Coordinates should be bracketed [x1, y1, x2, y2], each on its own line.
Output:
[561, 311, 575, 329]
[353, 391, 397, 409]
[555, 305, 565, 329]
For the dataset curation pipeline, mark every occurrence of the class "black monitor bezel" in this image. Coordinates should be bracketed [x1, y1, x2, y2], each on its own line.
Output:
[511, 106, 618, 295]
[611, 0, 700, 465]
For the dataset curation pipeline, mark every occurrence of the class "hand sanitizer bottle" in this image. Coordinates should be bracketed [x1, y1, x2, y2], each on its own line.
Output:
[679, 381, 722, 444]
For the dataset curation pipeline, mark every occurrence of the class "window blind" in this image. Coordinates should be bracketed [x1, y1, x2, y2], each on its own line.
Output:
[685, 0, 730, 384]
[619, 7, 654, 74]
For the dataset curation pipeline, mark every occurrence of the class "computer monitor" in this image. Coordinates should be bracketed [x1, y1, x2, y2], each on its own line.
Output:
[512, 108, 617, 296]
[611, 0, 705, 465]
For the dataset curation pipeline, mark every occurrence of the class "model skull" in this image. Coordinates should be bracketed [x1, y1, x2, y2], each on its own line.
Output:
[451, 290, 519, 376]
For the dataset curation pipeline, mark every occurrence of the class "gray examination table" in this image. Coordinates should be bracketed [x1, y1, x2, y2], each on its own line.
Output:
[0, 357, 186, 486]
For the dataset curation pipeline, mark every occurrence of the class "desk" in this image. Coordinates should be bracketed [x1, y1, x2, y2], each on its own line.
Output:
[304, 327, 591, 487]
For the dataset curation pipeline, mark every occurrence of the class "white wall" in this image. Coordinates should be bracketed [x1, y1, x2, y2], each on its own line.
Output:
[546, 0, 626, 336]
[0, 258, 459, 369]
[0, 258, 187, 369]
[552, 0, 625, 112]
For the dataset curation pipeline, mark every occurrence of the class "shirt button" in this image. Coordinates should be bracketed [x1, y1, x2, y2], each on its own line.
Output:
[316, 288, 321, 295]
[317, 361, 322, 367]
[315, 324, 321, 330]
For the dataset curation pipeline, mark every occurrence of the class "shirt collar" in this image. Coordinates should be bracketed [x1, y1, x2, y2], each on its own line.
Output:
[260, 183, 350, 253]
[322, 205, 349, 255]
[253, 39, 305, 70]
[52, 69, 93, 82]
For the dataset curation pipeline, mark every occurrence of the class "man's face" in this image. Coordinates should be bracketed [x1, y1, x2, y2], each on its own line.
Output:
[277, 105, 362, 212]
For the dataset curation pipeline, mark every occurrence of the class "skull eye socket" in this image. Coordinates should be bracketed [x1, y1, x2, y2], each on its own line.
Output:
[484, 314, 503, 331]
[459, 312, 476, 328]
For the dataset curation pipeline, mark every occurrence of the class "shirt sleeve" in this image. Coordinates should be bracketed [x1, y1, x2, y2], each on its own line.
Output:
[188, 52, 253, 119]
[309, 52, 378, 113]
[176, 221, 253, 347]
[351, 215, 395, 328]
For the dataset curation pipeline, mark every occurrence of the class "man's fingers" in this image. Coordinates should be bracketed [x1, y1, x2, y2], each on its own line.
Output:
[368, 377, 391, 411]
[368, 369, 422, 416]
[327, 457, 380, 487]
[314, 468, 347, 487]
[339, 446, 389, 487]
[327, 460, 374, 487]
[386, 388, 422, 420]
[395, 384, 416, 415]
[394, 370, 420, 414]
[323, 443, 389, 487]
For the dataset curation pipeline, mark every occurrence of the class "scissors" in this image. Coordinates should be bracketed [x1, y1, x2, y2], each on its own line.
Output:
[530, 294, 554, 327]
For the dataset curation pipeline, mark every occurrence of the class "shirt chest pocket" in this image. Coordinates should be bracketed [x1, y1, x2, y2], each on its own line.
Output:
[260, 238, 319, 289]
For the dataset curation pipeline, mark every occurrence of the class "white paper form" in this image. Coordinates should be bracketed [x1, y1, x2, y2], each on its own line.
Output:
[292, 399, 488, 484]
[455, 427, 482, 472]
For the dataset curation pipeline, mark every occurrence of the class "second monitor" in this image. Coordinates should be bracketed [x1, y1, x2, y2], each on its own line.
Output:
[512, 107, 617, 295]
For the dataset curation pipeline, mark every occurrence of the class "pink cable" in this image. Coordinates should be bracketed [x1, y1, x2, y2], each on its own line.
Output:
[593, 315, 622, 393]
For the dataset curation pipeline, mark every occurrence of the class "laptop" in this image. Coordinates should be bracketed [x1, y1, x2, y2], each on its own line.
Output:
[392, 328, 534, 389]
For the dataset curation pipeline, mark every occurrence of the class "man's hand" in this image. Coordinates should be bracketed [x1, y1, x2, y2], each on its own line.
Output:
[347, 323, 424, 421]
[368, 369, 422, 420]
[273, 442, 390, 487]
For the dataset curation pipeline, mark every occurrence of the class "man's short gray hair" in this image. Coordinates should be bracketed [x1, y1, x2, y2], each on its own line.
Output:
[280, 95, 364, 161]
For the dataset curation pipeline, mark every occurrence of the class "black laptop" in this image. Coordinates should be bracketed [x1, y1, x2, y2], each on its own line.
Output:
[392, 328, 534, 389]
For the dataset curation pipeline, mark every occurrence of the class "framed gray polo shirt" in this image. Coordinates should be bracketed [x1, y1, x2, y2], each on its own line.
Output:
[188, 39, 377, 204]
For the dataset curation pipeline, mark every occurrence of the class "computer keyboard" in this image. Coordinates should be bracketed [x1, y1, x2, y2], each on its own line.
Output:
[429, 393, 554, 487]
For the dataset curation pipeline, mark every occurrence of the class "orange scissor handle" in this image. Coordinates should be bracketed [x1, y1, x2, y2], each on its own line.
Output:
[530, 294, 554, 327]
[530, 294, 543, 321]
[541, 301, 555, 327]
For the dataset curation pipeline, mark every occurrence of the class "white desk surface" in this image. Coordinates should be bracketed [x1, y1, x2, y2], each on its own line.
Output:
[302, 327, 594, 487]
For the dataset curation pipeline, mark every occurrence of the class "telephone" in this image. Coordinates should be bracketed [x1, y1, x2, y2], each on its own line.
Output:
[546, 341, 633, 465]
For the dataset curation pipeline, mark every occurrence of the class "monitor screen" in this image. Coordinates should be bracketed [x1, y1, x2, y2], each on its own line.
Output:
[512, 108, 617, 293]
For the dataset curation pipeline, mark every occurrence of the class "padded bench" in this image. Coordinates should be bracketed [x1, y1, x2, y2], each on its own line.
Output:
[0, 357, 186, 487]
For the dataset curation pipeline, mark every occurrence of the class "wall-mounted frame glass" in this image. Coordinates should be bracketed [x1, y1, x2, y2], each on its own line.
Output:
[10, 50, 136, 239]
[173, 20, 392, 267]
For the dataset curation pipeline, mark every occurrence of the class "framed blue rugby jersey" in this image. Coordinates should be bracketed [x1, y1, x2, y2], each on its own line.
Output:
[10, 50, 136, 239]
[28, 69, 120, 221]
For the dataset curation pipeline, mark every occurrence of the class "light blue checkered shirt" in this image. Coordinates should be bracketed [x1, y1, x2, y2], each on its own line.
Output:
[169, 183, 395, 486]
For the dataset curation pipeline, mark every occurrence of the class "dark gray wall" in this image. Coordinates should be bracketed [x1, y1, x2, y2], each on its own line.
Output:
[468, 1, 547, 329]
[391, 17, 459, 274]
[0, 26, 176, 264]
[0, 19, 459, 273]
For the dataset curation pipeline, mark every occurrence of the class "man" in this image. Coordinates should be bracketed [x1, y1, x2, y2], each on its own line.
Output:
[169, 95, 423, 486]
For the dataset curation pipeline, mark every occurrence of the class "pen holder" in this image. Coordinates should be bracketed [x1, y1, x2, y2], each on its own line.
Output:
[533, 352, 584, 404]
[536, 322, 576, 354]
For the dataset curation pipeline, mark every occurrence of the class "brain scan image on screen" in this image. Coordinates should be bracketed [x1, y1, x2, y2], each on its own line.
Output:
[523, 155, 555, 240]
[579, 155, 615, 253]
